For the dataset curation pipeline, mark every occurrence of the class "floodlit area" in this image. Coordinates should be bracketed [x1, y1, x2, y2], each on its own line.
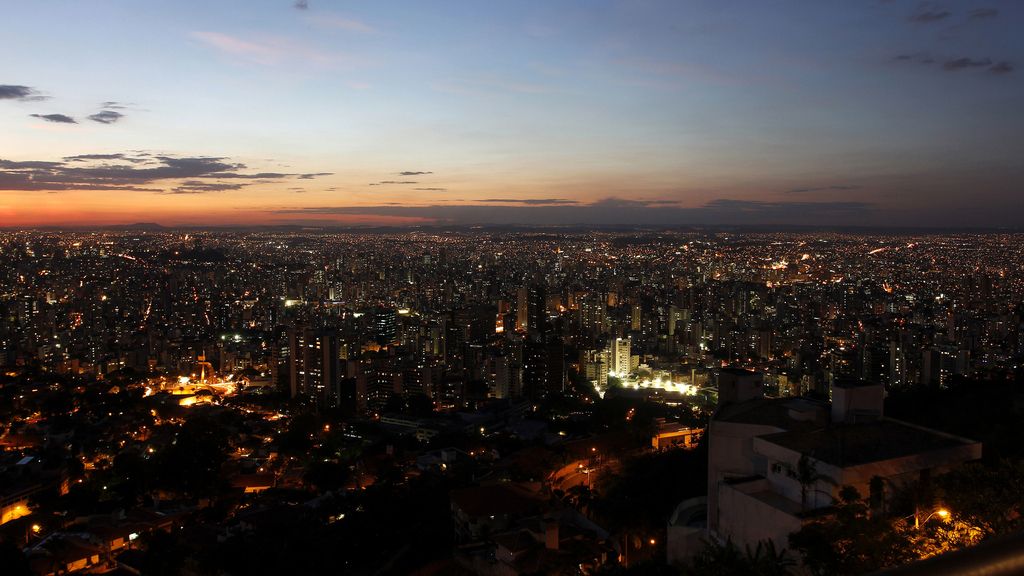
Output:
[146, 372, 240, 406]
[596, 370, 699, 399]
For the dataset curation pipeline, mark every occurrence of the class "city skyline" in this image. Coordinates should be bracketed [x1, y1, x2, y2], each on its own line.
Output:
[2, 1, 1023, 228]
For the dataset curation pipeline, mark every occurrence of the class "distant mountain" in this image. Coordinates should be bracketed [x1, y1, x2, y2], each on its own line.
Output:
[104, 222, 167, 231]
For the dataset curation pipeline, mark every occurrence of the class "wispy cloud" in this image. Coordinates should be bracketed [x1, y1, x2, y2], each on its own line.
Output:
[475, 198, 579, 205]
[0, 85, 48, 101]
[166, 181, 248, 194]
[0, 152, 330, 193]
[30, 113, 76, 124]
[968, 8, 998, 20]
[787, 185, 862, 194]
[943, 57, 992, 71]
[269, 197, 874, 227]
[88, 110, 124, 124]
[990, 61, 1014, 75]
[65, 153, 141, 162]
[191, 31, 358, 68]
[909, 4, 951, 23]
[894, 53, 1013, 75]
[894, 53, 935, 65]
[398, 171, 432, 176]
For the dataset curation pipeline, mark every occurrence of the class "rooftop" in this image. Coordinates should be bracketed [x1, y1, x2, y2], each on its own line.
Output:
[757, 418, 978, 467]
[714, 397, 828, 431]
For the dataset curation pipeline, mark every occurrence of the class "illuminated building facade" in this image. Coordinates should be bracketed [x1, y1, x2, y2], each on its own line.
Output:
[612, 337, 631, 375]
[288, 327, 340, 407]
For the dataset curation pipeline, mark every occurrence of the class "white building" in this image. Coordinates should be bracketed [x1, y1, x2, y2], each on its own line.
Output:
[611, 337, 631, 375]
[669, 373, 982, 564]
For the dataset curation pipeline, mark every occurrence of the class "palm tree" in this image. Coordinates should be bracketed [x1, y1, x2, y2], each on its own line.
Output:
[786, 454, 837, 511]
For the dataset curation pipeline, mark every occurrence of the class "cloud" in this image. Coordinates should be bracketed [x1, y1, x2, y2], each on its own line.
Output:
[475, 198, 580, 205]
[700, 199, 868, 214]
[909, 6, 951, 23]
[370, 180, 418, 185]
[415, 187, 447, 191]
[990, 61, 1014, 74]
[894, 53, 934, 65]
[787, 185, 862, 194]
[294, 0, 308, 9]
[589, 197, 679, 208]
[0, 159, 64, 169]
[0, 85, 47, 101]
[191, 31, 357, 68]
[88, 110, 124, 124]
[29, 113, 76, 124]
[166, 180, 248, 194]
[206, 171, 289, 179]
[968, 8, 998, 19]
[895, 53, 1012, 74]
[100, 101, 128, 110]
[65, 153, 135, 162]
[192, 31, 285, 66]
[0, 152, 331, 193]
[398, 171, 432, 176]
[943, 57, 992, 71]
[269, 198, 874, 227]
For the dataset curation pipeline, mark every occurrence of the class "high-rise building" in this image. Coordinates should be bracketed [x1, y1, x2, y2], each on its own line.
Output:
[611, 337, 631, 375]
[515, 287, 528, 332]
[374, 307, 397, 346]
[528, 284, 548, 336]
[522, 339, 546, 399]
[288, 327, 340, 407]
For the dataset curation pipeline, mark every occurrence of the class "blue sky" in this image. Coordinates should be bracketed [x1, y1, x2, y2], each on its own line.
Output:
[1, 0, 1022, 227]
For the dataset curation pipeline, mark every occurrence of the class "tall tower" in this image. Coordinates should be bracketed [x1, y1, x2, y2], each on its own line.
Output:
[374, 308, 397, 346]
[289, 327, 340, 407]
[612, 337, 631, 375]
[515, 287, 529, 332]
[528, 284, 548, 336]
[196, 352, 215, 385]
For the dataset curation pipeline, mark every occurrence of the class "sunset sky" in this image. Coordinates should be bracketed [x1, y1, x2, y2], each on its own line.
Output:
[2, 0, 1022, 228]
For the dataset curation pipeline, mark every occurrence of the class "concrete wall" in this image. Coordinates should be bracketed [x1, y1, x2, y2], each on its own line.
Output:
[718, 479, 803, 552]
[707, 420, 783, 532]
[667, 496, 708, 566]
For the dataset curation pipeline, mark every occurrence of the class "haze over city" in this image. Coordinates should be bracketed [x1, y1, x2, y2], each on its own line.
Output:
[2, 0, 1023, 228]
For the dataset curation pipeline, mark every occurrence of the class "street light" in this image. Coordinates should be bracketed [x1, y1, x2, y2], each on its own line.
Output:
[912, 507, 951, 530]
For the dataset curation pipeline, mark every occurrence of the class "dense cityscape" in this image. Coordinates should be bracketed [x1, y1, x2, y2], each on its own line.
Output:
[4, 1, 1024, 574]
[2, 228, 1023, 574]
